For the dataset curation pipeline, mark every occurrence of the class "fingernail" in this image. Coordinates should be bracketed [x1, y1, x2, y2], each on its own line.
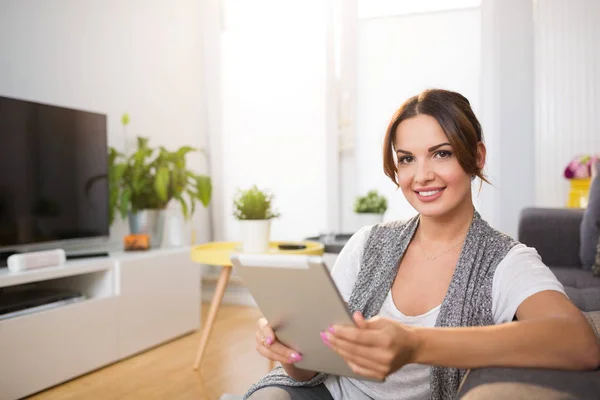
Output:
[320, 331, 331, 347]
[265, 336, 273, 346]
[289, 352, 302, 362]
[328, 325, 335, 333]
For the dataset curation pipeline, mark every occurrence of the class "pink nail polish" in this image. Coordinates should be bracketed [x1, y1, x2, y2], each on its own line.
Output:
[290, 352, 302, 362]
[265, 336, 273, 346]
[320, 331, 331, 346]
[328, 325, 335, 333]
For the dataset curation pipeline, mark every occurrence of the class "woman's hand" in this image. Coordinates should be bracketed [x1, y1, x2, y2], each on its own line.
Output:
[322, 312, 419, 381]
[255, 317, 303, 365]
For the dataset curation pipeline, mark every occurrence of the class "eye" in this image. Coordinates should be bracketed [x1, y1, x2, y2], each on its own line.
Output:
[398, 156, 414, 165]
[434, 150, 452, 159]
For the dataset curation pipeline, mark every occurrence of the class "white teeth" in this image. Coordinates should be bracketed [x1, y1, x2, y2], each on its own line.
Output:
[418, 190, 441, 197]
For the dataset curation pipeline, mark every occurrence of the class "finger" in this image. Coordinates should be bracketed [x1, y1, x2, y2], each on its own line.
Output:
[255, 340, 292, 365]
[269, 340, 303, 363]
[328, 325, 377, 347]
[347, 360, 386, 381]
[257, 319, 275, 347]
[363, 316, 388, 329]
[335, 344, 388, 375]
[255, 331, 302, 363]
[353, 311, 368, 328]
[324, 331, 386, 369]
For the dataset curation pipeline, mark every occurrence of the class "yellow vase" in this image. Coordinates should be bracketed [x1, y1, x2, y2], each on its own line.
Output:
[567, 178, 591, 208]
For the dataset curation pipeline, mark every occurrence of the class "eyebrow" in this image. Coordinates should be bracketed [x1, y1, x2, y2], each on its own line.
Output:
[396, 142, 451, 155]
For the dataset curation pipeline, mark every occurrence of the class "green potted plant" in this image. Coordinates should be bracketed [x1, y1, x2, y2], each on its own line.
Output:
[87, 114, 212, 248]
[232, 185, 280, 253]
[354, 190, 387, 227]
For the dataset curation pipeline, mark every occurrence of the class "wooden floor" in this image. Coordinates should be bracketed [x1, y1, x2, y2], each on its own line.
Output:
[27, 304, 269, 400]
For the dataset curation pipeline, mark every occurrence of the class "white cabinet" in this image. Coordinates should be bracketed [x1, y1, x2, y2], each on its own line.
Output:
[116, 250, 201, 358]
[0, 248, 201, 400]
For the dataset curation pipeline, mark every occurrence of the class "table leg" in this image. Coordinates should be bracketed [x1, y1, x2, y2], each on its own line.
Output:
[193, 265, 232, 370]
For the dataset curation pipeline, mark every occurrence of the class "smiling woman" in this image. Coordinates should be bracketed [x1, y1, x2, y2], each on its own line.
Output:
[243, 89, 600, 400]
[381, 90, 487, 223]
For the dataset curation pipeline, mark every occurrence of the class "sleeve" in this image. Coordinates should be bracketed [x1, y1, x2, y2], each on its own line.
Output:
[492, 244, 567, 324]
[329, 226, 372, 302]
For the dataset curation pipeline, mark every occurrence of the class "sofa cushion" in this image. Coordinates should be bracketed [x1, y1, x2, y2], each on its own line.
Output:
[551, 268, 600, 311]
[520, 208, 583, 267]
[580, 163, 600, 268]
[565, 288, 600, 312]
[593, 236, 600, 277]
[550, 268, 600, 289]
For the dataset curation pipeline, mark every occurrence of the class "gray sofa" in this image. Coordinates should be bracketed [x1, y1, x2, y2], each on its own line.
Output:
[456, 207, 600, 399]
[518, 207, 600, 311]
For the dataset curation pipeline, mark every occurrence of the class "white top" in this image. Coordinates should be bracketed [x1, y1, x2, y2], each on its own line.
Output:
[323, 225, 566, 400]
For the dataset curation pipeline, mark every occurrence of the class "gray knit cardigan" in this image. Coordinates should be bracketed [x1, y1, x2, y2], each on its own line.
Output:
[244, 211, 517, 400]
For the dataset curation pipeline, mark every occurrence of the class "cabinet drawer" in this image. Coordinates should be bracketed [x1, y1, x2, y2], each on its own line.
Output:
[0, 297, 119, 400]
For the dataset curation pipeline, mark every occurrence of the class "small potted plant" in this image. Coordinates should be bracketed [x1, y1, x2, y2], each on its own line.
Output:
[86, 114, 212, 248]
[233, 185, 280, 253]
[354, 190, 387, 227]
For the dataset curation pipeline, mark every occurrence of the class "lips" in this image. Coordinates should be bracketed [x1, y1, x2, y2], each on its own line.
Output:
[414, 187, 445, 202]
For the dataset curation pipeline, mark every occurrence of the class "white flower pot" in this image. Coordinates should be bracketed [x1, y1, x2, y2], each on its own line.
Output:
[355, 213, 384, 229]
[239, 219, 271, 253]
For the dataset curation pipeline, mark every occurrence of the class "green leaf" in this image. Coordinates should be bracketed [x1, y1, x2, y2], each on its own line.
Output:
[137, 136, 149, 150]
[232, 185, 280, 220]
[106, 137, 212, 223]
[175, 194, 188, 219]
[121, 113, 130, 126]
[154, 167, 170, 202]
[119, 187, 132, 219]
[196, 175, 212, 208]
[354, 190, 387, 214]
[186, 189, 197, 218]
[176, 146, 196, 159]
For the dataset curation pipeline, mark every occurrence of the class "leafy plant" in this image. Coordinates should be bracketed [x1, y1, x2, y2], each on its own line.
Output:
[354, 190, 387, 214]
[232, 185, 280, 220]
[86, 115, 212, 224]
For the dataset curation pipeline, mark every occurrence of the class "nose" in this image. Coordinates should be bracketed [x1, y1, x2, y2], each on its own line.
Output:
[414, 160, 434, 185]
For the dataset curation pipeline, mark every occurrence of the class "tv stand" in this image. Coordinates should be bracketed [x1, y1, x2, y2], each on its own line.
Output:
[66, 251, 110, 260]
[0, 247, 201, 400]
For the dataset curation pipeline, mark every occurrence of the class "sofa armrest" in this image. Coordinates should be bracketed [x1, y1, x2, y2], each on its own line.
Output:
[458, 312, 600, 399]
[457, 367, 600, 400]
[518, 207, 584, 267]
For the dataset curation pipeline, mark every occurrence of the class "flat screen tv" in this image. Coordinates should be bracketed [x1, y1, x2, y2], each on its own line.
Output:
[0, 95, 109, 255]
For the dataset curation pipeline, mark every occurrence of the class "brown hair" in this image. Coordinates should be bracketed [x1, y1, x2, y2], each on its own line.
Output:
[383, 89, 488, 187]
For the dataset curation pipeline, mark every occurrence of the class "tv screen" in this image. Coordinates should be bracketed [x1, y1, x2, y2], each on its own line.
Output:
[0, 95, 109, 250]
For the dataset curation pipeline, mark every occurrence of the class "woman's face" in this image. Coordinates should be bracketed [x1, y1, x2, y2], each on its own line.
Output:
[394, 114, 479, 218]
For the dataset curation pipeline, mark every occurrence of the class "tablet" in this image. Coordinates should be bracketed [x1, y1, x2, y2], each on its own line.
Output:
[230, 253, 381, 381]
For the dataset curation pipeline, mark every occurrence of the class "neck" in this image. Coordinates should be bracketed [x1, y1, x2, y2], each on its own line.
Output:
[418, 199, 475, 244]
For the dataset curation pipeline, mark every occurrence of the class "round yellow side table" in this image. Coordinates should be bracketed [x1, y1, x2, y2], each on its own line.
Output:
[190, 240, 324, 370]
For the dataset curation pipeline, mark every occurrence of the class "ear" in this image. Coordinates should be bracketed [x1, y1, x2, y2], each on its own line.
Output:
[476, 142, 486, 170]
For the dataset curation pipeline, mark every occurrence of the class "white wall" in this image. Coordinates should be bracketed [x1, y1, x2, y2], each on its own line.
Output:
[0, 0, 211, 249]
[346, 7, 482, 230]
[216, 0, 334, 242]
[534, 0, 600, 207]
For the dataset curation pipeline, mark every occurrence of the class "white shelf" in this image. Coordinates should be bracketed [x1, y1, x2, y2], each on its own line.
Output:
[0, 258, 113, 288]
[0, 248, 200, 400]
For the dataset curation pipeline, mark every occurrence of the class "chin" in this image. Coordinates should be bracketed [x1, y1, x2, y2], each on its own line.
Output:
[411, 203, 451, 218]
